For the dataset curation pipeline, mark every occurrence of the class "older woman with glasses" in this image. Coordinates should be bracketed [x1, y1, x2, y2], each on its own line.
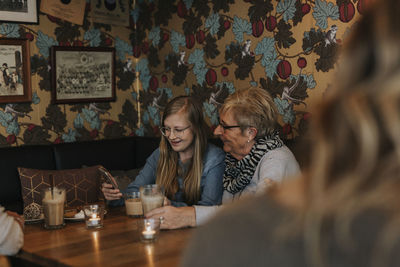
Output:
[102, 96, 225, 209]
[146, 88, 300, 229]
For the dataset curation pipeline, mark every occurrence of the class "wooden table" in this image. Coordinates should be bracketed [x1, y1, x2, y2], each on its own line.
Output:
[17, 207, 194, 267]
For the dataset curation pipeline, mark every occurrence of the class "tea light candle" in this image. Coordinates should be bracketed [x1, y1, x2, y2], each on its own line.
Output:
[88, 214, 100, 227]
[142, 222, 156, 239]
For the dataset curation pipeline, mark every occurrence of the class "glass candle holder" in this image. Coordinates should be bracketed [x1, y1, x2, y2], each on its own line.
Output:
[139, 218, 160, 242]
[83, 204, 104, 229]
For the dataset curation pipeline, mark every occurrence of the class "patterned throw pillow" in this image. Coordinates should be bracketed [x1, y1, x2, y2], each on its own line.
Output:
[18, 165, 103, 220]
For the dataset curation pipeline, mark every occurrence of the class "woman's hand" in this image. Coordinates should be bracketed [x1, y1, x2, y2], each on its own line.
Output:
[146, 206, 196, 230]
[101, 183, 123, 200]
[6, 211, 24, 230]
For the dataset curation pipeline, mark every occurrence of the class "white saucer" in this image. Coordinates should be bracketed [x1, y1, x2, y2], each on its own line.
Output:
[64, 210, 107, 222]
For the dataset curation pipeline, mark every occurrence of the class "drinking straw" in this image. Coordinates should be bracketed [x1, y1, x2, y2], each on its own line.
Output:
[50, 174, 54, 199]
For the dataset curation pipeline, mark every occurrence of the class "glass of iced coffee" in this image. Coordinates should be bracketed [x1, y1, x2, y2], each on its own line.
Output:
[42, 187, 66, 229]
[124, 192, 143, 218]
[140, 184, 164, 214]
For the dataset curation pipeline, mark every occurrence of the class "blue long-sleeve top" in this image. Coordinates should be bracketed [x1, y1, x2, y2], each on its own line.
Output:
[111, 143, 225, 207]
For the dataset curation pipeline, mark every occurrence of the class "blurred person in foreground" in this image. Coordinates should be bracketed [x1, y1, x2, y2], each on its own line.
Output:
[181, 1, 400, 267]
[147, 88, 300, 229]
[0, 205, 24, 255]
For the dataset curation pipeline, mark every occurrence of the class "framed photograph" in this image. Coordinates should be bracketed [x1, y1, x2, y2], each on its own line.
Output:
[40, 0, 86, 26]
[90, 0, 129, 26]
[0, 0, 38, 24]
[51, 46, 116, 104]
[0, 38, 31, 103]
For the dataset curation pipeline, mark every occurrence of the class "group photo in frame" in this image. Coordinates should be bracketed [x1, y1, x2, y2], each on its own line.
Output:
[0, 38, 31, 103]
[51, 46, 116, 104]
[0, 0, 38, 24]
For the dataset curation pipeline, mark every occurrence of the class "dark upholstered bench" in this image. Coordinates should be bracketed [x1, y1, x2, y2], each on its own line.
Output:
[0, 135, 305, 214]
[0, 137, 160, 213]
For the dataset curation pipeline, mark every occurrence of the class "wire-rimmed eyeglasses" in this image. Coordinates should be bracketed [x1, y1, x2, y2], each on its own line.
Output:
[160, 125, 191, 137]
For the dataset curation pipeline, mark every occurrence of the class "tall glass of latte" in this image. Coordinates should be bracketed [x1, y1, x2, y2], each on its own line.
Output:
[42, 187, 66, 229]
[140, 184, 164, 214]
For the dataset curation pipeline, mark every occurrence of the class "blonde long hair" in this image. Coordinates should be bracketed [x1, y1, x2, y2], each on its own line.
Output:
[293, 1, 400, 266]
[156, 96, 208, 205]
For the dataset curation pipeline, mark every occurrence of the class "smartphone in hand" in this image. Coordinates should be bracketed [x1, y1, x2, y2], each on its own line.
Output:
[99, 167, 119, 190]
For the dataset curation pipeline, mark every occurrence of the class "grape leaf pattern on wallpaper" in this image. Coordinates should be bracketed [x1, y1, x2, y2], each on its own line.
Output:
[0, 0, 366, 146]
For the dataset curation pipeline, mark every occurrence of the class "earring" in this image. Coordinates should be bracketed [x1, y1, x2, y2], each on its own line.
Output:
[247, 139, 250, 143]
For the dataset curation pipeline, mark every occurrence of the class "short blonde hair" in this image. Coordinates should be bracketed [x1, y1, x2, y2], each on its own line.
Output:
[220, 88, 278, 137]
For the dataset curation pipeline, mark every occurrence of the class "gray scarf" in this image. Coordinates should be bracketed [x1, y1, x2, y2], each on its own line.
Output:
[223, 133, 283, 194]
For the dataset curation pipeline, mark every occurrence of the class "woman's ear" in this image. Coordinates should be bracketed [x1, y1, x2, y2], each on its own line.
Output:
[247, 127, 257, 141]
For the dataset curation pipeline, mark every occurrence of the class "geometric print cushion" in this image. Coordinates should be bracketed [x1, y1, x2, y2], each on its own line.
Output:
[18, 165, 103, 220]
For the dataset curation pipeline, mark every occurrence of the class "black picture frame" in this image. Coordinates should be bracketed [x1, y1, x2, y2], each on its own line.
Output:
[51, 46, 116, 104]
[0, 38, 32, 103]
[0, 1, 38, 24]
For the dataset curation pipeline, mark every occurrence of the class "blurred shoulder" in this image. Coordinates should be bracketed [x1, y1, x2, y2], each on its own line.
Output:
[0, 207, 6, 222]
[208, 193, 289, 229]
[182, 194, 295, 267]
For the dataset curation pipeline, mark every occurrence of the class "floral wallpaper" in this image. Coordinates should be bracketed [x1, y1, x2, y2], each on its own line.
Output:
[0, 0, 365, 147]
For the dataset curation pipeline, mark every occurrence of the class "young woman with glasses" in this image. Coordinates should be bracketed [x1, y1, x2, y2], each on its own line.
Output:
[146, 88, 300, 229]
[102, 96, 225, 209]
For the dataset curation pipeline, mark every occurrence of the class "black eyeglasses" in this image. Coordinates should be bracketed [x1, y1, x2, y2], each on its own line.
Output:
[218, 122, 241, 130]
